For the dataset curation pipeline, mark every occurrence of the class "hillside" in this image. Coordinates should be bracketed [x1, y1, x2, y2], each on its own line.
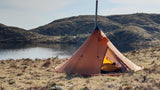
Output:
[31, 15, 120, 36]
[0, 24, 63, 44]
[32, 13, 160, 37]
[0, 24, 39, 43]
[0, 45, 160, 90]
[31, 13, 160, 52]
[0, 13, 160, 52]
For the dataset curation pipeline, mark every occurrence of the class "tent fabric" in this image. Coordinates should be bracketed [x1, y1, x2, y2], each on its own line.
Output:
[102, 56, 114, 64]
[55, 29, 143, 75]
[55, 30, 108, 75]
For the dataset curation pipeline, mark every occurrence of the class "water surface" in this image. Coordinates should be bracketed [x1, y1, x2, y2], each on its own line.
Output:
[0, 43, 80, 60]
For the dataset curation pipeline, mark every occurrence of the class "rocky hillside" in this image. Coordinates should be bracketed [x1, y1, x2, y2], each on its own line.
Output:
[31, 15, 119, 36]
[0, 24, 39, 43]
[1, 13, 160, 52]
[32, 13, 160, 37]
[0, 24, 59, 44]
[31, 13, 160, 52]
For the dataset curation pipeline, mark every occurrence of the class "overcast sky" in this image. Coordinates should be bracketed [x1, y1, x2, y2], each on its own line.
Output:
[1, 0, 160, 30]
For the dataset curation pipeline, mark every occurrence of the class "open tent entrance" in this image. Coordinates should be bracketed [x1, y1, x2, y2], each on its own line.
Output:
[101, 48, 127, 74]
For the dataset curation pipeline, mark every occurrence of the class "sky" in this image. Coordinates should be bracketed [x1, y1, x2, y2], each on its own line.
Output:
[1, 0, 160, 30]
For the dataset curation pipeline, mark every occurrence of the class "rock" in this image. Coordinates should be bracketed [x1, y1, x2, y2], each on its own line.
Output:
[8, 79, 15, 85]
[17, 73, 23, 76]
[82, 87, 89, 90]
[107, 84, 115, 88]
[0, 77, 5, 79]
[49, 86, 62, 90]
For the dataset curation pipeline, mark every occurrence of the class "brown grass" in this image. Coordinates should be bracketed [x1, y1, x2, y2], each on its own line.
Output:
[0, 46, 160, 90]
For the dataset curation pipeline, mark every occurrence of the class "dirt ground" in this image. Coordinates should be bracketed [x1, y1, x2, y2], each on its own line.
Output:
[0, 46, 160, 90]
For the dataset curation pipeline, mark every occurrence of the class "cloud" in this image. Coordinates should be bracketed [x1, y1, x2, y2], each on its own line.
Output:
[1, 0, 160, 29]
[0, 0, 74, 12]
[0, 9, 45, 29]
[0, 0, 75, 29]
[101, 0, 160, 15]
[101, 7, 160, 16]
[109, 0, 160, 6]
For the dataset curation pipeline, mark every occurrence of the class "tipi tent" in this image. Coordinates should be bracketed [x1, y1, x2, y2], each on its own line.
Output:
[55, 26, 143, 75]
[55, 0, 143, 75]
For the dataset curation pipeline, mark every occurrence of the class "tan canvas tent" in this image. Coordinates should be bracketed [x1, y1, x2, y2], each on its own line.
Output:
[55, 0, 143, 75]
[55, 26, 143, 75]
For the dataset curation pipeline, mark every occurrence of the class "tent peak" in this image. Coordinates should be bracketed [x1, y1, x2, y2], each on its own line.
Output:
[94, 26, 100, 31]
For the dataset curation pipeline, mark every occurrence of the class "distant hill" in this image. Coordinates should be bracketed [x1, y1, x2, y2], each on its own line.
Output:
[31, 13, 160, 52]
[1, 13, 160, 52]
[0, 24, 30, 43]
[0, 24, 46, 43]
[31, 15, 120, 36]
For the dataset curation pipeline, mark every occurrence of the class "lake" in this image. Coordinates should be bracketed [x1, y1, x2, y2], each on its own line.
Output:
[0, 43, 80, 60]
